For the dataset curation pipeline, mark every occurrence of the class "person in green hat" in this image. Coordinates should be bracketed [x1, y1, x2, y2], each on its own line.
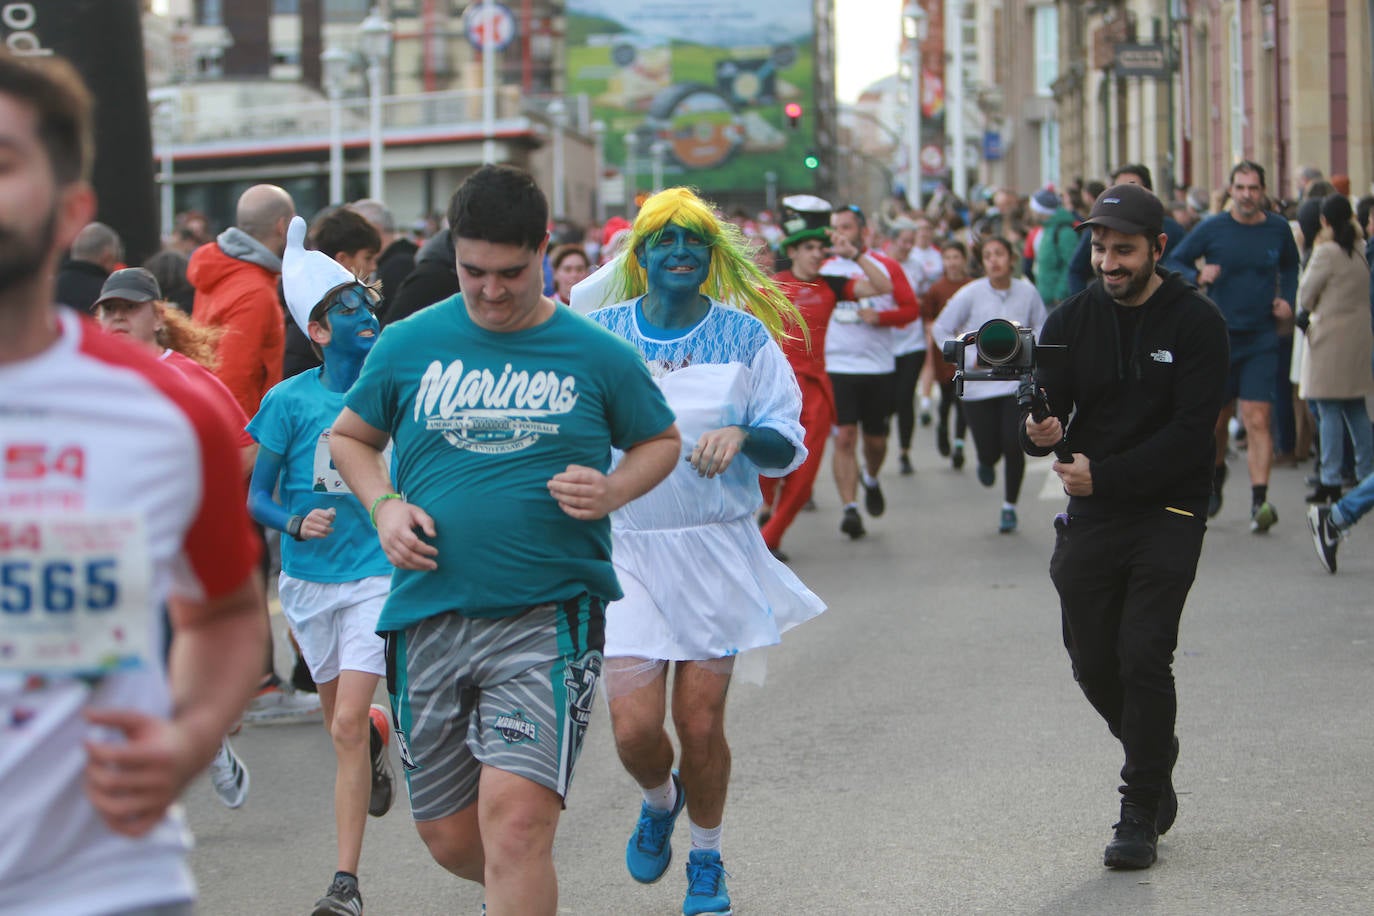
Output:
[758, 195, 892, 558]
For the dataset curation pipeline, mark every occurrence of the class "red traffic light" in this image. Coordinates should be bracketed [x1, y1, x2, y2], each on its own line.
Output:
[784, 102, 803, 119]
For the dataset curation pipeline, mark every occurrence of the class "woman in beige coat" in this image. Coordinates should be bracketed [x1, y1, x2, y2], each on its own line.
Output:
[1297, 194, 1374, 502]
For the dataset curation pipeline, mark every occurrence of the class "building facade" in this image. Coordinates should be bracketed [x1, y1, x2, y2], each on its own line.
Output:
[1054, 0, 1374, 204]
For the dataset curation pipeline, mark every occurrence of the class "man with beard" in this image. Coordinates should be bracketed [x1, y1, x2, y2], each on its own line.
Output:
[1023, 183, 1228, 871]
[0, 49, 266, 913]
[1165, 161, 1299, 529]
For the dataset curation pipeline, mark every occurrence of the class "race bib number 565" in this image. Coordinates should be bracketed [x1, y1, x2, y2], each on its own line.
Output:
[0, 514, 153, 678]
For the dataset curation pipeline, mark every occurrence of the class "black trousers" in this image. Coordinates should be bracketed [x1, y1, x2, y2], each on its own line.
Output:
[937, 379, 967, 439]
[894, 349, 926, 451]
[1049, 510, 1205, 814]
[963, 395, 1025, 503]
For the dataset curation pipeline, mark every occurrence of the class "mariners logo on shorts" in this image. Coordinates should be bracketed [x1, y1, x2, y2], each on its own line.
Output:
[492, 709, 539, 745]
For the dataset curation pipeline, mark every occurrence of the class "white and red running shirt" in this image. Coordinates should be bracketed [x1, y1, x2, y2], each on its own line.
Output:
[0, 309, 258, 914]
[821, 251, 920, 375]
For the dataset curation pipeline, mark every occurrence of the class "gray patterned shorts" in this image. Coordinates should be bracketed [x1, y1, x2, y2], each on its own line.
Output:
[385, 597, 604, 821]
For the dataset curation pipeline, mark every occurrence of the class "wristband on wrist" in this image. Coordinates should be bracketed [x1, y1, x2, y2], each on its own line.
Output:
[286, 515, 304, 540]
[369, 492, 403, 527]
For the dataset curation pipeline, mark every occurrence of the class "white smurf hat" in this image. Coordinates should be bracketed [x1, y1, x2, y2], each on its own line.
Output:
[281, 215, 358, 334]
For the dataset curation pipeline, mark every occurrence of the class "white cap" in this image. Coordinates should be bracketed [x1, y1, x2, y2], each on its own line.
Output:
[281, 215, 358, 334]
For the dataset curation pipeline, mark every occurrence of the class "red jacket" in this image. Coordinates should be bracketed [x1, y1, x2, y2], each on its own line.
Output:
[187, 241, 284, 419]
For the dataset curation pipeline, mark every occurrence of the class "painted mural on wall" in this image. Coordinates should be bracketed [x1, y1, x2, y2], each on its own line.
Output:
[566, 0, 816, 194]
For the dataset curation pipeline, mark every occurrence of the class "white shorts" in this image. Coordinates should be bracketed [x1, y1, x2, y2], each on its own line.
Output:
[278, 574, 389, 683]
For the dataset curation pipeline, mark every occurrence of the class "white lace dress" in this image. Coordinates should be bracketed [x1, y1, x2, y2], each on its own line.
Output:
[590, 299, 827, 665]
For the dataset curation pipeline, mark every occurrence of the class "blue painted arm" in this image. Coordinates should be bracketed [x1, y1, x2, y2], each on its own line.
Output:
[739, 425, 795, 469]
[247, 446, 294, 533]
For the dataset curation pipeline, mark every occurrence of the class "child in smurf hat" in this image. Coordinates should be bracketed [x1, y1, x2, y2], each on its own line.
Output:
[245, 216, 396, 916]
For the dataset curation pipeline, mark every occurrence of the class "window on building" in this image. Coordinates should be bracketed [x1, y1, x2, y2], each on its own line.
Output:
[202, 0, 223, 26]
[326, 0, 372, 22]
[1034, 5, 1059, 97]
[1229, 11, 1245, 163]
[1040, 117, 1060, 189]
[273, 0, 301, 13]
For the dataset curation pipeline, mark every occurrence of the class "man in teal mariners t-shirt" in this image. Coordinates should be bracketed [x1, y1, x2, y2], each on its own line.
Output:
[331, 165, 679, 916]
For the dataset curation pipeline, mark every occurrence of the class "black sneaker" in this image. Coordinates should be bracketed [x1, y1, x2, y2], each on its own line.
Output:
[863, 479, 886, 516]
[840, 506, 866, 539]
[936, 422, 951, 457]
[1157, 735, 1180, 836]
[976, 463, 996, 487]
[899, 453, 914, 476]
[368, 705, 395, 817]
[951, 443, 965, 469]
[1104, 806, 1158, 870]
[1307, 504, 1341, 573]
[312, 874, 363, 916]
[1208, 465, 1227, 518]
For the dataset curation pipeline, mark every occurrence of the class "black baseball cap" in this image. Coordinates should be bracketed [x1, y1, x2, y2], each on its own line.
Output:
[94, 267, 162, 308]
[1076, 183, 1164, 238]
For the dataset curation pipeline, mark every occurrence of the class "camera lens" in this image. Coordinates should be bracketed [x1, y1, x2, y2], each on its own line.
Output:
[975, 318, 1022, 366]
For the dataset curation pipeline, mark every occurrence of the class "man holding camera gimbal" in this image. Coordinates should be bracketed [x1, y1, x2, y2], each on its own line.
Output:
[1022, 184, 1229, 870]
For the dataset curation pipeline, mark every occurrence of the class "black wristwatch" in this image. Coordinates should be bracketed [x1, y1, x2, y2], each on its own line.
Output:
[286, 515, 305, 541]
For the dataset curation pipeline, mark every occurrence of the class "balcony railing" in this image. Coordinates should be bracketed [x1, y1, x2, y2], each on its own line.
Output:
[153, 87, 563, 158]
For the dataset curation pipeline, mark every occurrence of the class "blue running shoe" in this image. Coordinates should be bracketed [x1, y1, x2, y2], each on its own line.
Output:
[626, 772, 685, 883]
[683, 849, 732, 916]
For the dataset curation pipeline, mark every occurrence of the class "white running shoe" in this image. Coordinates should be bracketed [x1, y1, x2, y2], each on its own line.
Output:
[209, 738, 250, 809]
[242, 684, 322, 725]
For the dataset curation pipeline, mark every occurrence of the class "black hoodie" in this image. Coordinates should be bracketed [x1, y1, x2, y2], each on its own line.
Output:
[381, 229, 458, 327]
[1021, 270, 1229, 518]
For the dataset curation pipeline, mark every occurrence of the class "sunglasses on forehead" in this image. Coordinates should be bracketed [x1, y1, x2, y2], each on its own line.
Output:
[310, 283, 380, 322]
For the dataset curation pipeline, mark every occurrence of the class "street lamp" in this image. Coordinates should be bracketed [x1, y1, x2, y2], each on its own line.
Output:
[591, 119, 606, 223]
[359, 6, 392, 201]
[903, 2, 928, 210]
[321, 45, 350, 204]
[623, 132, 638, 215]
[154, 98, 177, 241]
[650, 138, 668, 193]
[548, 98, 567, 218]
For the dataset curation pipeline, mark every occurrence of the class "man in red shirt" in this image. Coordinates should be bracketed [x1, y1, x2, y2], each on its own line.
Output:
[760, 196, 890, 559]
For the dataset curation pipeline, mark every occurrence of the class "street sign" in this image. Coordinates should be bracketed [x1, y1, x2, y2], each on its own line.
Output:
[464, 2, 517, 52]
[982, 130, 1003, 162]
[1115, 43, 1169, 78]
[919, 143, 945, 174]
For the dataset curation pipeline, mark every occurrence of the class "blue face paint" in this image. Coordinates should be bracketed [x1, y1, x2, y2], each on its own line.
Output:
[642, 224, 711, 296]
[320, 285, 380, 359]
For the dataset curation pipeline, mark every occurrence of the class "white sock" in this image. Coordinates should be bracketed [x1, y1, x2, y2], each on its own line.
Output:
[642, 775, 677, 813]
[920, 396, 932, 412]
[689, 818, 722, 853]
[844, 501, 859, 511]
[1002, 502, 1016, 512]
[861, 471, 879, 488]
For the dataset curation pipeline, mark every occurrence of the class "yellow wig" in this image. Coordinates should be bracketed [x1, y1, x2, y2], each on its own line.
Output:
[606, 187, 804, 341]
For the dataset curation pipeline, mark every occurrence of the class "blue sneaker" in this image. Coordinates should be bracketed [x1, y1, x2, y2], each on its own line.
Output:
[683, 849, 732, 916]
[626, 772, 685, 883]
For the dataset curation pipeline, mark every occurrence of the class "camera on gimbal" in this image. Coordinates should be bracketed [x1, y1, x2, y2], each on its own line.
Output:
[942, 318, 1071, 459]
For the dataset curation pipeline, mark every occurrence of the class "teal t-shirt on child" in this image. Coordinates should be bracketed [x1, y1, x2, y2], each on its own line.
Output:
[344, 294, 676, 632]
[247, 370, 393, 583]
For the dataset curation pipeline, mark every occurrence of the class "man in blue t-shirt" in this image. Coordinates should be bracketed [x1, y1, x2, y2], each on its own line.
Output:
[330, 165, 680, 916]
[1165, 160, 1299, 532]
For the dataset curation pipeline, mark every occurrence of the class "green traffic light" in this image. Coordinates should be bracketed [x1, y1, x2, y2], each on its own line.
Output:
[803, 153, 819, 169]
